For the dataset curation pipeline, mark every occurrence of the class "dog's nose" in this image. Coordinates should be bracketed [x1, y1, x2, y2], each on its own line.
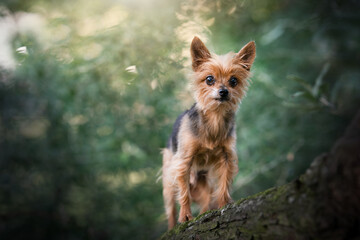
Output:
[219, 89, 229, 97]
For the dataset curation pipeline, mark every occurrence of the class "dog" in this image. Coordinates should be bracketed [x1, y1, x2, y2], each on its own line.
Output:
[162, 36, 256, 229]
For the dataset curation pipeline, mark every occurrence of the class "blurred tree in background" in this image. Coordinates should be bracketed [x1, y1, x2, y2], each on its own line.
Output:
[0, 0, 359, 239]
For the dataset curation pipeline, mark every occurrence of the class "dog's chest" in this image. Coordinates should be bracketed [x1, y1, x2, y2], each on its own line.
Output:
[192, 147, 224, 168]
[197, 112, 235, 149]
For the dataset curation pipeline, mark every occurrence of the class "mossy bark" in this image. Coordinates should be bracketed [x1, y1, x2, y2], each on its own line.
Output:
[160, 111, 360, 240]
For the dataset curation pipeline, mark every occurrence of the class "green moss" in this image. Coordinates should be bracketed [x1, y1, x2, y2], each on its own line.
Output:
[160, 180, 315, 239]
[192, 208, 217, 222]
[159, 221, 190, 239]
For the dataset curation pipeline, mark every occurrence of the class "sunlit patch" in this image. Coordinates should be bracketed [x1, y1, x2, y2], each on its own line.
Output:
[175, 21, 209, 49]
[50, 24, 71, 42]
[261, 24, 284, 45]
[0, 12, 45, 69]
[0, 13, 16, 69]
[102, 5, 128, 29]
[17, 12, 46, 38]
[76, 5, 128, 37]
[286, 152, 294, 161]
[67, 114, 88, 126]
[125, 65, 137, 74]
[77, 18, 98, 37]
[110, 79, 126, 93]
[227, 5, 237, 15]
[19, 118, 49, 138]
[128, 171, 147, 185]
[175, 1, 216, 66]
[133, 102, 155, 117]
[81, 43, 103, 60]
[99, 171, 148, 189]
[121, 141, 146, 159]
[97, 126, 113, 136]
[99, 174, 123, 189]
[56, 49, 74, 63]
[151, 79, 158, 90]
[16, 46, 28, 55]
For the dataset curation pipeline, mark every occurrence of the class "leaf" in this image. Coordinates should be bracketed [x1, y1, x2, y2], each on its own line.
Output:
[313, 63, 330, 97]
[288, 75, 313, 93]
[302, 91, 318, 102]
[292, 91, 304, 98]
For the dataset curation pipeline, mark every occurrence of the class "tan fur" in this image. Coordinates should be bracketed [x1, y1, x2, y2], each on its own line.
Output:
[162, 36, 256, 229]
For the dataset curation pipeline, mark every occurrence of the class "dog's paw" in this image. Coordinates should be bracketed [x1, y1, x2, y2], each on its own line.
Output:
[218, 197, 233, 208]
[178, 212, 193, 223]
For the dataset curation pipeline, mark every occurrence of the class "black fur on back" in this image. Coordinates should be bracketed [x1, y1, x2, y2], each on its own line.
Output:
[166, 104, 235, 153]
[167, 104, 199, 153]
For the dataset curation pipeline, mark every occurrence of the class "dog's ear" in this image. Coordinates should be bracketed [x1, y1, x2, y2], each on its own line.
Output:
[191, 36, 211, 71]
[235, 41, 256, 71]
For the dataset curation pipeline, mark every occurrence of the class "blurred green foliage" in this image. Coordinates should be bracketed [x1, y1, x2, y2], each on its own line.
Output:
[0, 0, 359, 239]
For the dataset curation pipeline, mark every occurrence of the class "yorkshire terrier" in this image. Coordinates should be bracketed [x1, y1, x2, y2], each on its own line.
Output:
[162, 36, 256, 229]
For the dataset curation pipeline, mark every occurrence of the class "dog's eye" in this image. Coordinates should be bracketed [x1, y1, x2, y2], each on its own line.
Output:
[229, 77, 238, 87]
[205, 75, 215, 86]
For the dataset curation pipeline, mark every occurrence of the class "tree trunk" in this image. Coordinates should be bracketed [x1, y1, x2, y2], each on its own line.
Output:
[160, 111, 360, 240]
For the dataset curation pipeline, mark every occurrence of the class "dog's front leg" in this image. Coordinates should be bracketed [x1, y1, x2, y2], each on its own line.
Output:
[175, 155, 193, 223]
[215, 147, 238, 208]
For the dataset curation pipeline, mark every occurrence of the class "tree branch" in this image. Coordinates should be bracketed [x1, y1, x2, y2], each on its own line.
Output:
[161, 111, 360, 240]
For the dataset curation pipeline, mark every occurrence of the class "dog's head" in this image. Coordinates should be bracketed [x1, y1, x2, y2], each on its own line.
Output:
[190, 36, 256, 112]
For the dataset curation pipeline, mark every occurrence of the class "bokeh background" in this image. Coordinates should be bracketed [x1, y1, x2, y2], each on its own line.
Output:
[0, 0, 359, 239]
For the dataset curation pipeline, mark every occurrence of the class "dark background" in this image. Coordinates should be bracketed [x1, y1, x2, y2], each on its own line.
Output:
[0, 0, 359, 239]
